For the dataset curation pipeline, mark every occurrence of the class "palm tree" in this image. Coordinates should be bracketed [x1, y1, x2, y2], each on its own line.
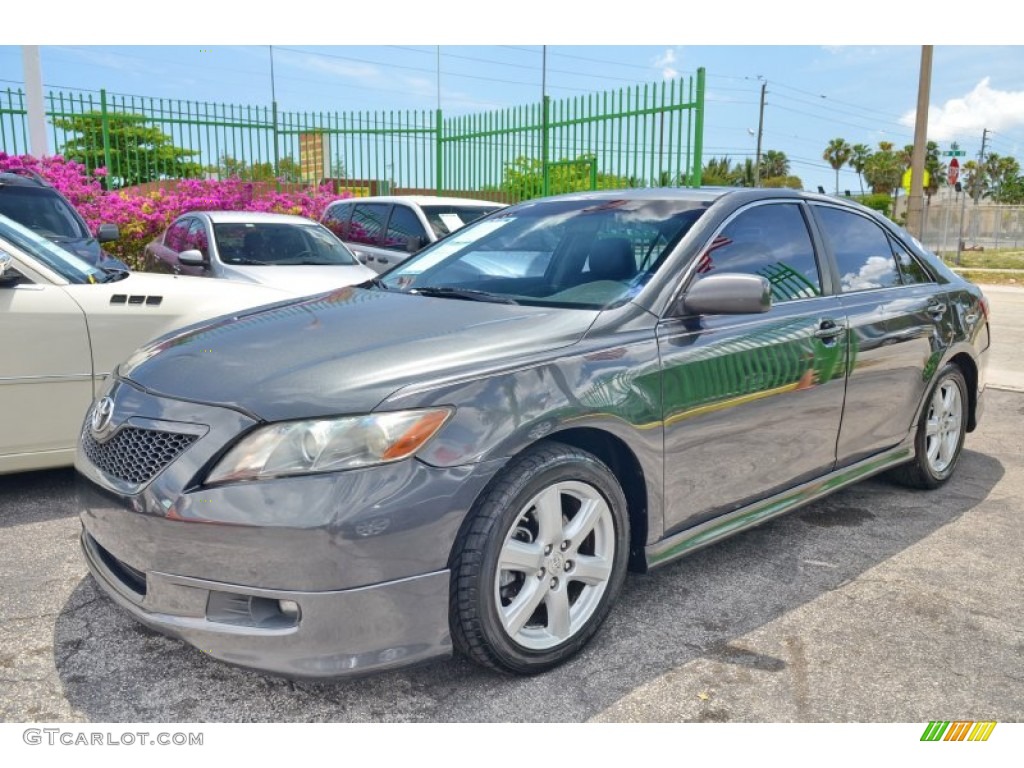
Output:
[702, 157, 735, 186]
[850, 144, 871, 196]
[759, 150, 790, 180]
[864, 143, 901, 196]
[823, 138, 852, 195]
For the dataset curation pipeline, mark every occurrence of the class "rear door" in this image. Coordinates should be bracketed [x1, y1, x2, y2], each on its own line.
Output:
[657, 200, 848, 534]
[809, 203, 951, 466]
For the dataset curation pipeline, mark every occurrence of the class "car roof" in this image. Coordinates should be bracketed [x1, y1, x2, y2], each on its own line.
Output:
[187, 211, 320, 225]
[327, 195, 506, 208]
[0, 171, 55, 189]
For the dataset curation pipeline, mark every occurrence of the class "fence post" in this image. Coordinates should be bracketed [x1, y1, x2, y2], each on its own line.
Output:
[272, 100, 281, 190]
[691, 68, 705, 187]
[99, 89, 113, 190]
[541, 95, 550, 196]
[435, 108, 443, 195]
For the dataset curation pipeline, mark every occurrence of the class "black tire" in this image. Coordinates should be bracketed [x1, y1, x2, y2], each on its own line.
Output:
[889, 363, 968, 490]
[450, 441, 630, 675]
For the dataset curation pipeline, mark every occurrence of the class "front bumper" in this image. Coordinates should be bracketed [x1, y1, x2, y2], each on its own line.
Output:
[81, 528, 451, 678]
[75, 376, 506, 677]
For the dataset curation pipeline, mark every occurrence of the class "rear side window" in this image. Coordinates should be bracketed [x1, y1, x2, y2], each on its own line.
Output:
[693, 202, 822, 302]
[349, 203, 390, 246]
[815, 206, 900, 292]
[891, 237, 933, 285]
[322, 202, 352, 239]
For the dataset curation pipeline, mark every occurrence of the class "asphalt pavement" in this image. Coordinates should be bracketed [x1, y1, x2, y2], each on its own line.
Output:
[0, 286, 1021, 723]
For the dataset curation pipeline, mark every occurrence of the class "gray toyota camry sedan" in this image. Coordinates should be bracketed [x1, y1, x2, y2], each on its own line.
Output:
[76, 188, 989, 678]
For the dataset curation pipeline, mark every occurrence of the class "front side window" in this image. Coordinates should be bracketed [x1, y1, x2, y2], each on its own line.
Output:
[184, 219, 209, 259]
[381, 198, 708, 309]
[692, 203, 822, 302]
[382, 205, 428, 250]
[815, 206, 900, 292]
[164, 219, 193, 253]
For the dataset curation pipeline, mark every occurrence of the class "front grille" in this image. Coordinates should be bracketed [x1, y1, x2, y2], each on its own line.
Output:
[83, 426, 197, 485]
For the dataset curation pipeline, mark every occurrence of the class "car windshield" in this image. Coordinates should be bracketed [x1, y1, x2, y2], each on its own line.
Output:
[381, 198, 709, 309]
[420, 204, 505, 237]
[0, 185, 89, 240]
[0, 213, 104, 284]
[213, 222, 359, 266]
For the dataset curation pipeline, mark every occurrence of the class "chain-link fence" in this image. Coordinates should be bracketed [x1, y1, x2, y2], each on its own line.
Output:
[918, 200, 1024, 255]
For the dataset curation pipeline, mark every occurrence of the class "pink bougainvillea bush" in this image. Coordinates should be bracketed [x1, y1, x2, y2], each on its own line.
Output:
[0, 153, 347, 269]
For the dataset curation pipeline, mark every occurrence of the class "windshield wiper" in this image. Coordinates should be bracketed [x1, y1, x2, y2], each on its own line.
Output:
[98, 267, 130, 283]
[358, 277, 390, 291]
[226, 257, 267, 265]
[409, 286, 519, 305]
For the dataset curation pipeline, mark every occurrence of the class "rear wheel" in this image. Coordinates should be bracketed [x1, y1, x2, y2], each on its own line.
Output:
[890, 364, 968, 489]
[450, 442, 629, 674]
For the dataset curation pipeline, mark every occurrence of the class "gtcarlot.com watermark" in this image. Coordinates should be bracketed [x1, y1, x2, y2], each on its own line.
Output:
[23, 728, 203, 746]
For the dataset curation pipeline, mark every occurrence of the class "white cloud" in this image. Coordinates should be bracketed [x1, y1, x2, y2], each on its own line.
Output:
[903, 78, 1024, 141]
[653, 48, 678, 80]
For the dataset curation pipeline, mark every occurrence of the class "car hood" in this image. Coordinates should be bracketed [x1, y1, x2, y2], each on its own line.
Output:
[218, 263, 376, 294]
[121, 287, 599, 420]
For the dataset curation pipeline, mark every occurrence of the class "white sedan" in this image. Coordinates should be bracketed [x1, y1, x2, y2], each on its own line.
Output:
[0, 214, 300, 474]
[142, 211, 375, 293]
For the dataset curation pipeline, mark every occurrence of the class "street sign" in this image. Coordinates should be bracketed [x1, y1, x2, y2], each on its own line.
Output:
[901, 168, 931, 193]
[942, 150, 967, 157]
[947, 158, 960, 186]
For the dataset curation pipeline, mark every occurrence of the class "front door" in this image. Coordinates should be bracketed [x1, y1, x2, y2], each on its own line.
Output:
[658, 201, 848, 535]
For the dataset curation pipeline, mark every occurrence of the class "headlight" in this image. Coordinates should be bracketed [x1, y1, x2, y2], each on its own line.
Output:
[206, 408, 452, 484]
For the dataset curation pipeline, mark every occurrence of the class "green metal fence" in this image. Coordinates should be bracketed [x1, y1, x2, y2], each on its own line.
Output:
[1, 70, 705, 202]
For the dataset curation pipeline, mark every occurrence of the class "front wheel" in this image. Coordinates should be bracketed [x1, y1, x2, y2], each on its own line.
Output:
[890, 363, 968, 489]
[450, 442, 629, 674]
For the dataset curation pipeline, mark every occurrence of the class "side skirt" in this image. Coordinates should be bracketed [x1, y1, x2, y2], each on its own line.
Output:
[645, 443, 914, 569]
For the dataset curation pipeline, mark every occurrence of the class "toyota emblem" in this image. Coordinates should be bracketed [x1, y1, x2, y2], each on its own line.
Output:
[90, 397, 115, 435]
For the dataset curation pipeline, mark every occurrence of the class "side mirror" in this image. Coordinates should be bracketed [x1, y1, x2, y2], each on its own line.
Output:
[97, 223, 120, 243]
[680, 273, 772, 316]
[406, 235, 428, 254]
[178, 249, 207, 267]
[0, 251, 21, 286]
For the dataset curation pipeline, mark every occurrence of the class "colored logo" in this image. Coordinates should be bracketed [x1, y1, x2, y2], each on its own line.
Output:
[921, 721, 997, 742]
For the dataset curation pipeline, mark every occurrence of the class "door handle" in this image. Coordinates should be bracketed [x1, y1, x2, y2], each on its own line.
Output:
[926, 302, 947, 316]
[813, 320, 845, 340]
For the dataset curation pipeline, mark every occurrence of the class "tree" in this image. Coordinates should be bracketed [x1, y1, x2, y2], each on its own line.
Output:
[850, 144, 872, 196]
[863, 142, 901, 196]
[54, 111, 203, 188]
[962, 160, 987, 202]
[984, 153, 1021, 202]
[500, 155, 632, 201]
[702, 156, 735, 186]
[823, 138, 852, 195]
[759, 150, 789, 179]
[211, 155, 305, 183]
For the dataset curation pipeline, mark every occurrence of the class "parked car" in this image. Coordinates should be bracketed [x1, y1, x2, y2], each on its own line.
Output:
[76, 188, 989, 679]
[0, 169, 128, 271]
[321, 195, 505, 273]
[143, 211, 374, 293]
[0, 213, 297, 475]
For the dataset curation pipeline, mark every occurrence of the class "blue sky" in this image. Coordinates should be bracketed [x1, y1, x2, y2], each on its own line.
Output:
[2, 4, 1022, 195]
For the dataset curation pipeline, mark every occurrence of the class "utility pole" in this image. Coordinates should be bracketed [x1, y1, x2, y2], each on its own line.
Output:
[754, 79, 766, 187]
[905, 45, 932, 239]
[956, 128, 987, 264]
[21, 46, 48, 157]
[973, 128, 989, 204]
